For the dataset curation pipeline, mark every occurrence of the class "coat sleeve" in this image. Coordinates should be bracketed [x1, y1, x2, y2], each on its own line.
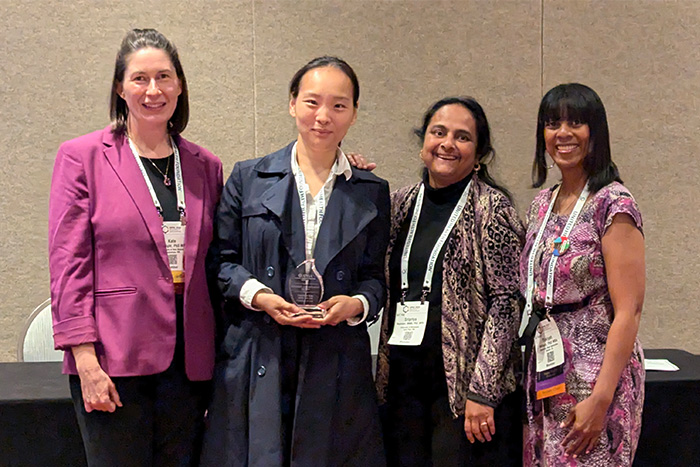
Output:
[215, 162, 258, 302]
[467, 195, 525, 406]
[354, 179, 391, 324]
[48, 144, 98, 350]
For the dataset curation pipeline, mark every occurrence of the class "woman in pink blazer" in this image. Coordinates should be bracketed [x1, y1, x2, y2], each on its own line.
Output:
[48, 29, 222, 466]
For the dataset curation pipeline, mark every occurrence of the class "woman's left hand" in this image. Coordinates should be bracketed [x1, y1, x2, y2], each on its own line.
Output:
[561, 394, 609, 457]
[464, 399, 495, 443]
[317, 295, 364, 326]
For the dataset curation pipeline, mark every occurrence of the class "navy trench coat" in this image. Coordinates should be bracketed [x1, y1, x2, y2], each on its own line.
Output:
[200, 142, 389, 467]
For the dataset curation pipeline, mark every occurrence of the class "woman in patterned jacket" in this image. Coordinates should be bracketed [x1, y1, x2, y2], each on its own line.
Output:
[371, 96, 525, 466]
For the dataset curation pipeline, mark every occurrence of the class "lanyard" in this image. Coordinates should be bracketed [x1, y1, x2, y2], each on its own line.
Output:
[128, 136, 187, 224]
[519, 182, 590, 336]
[400, 179, 472, 303]
[293, 144, 339, 260]
[295, 171, 328, 250]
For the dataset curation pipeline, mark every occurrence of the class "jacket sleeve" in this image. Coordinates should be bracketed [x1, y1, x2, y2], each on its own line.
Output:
[215, 162, 257, 302]
[48, 144, 98, 350]
[354, 179, 391, 324]
[467, 195, 525, 406]
[205, 158, 225, 310]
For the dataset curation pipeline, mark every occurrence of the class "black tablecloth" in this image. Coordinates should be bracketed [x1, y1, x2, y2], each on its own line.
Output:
[635, 348, 700, 466]
[0, 362, 86, 467]
[1, 351, 698, 466]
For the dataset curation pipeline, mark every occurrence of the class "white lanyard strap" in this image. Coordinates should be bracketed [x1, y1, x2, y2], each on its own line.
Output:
[520, 182, 589, 335]
[296, 172, 327, 228]
[295, 169, 331, 260]
[544, 184, 589, 307]
[400, 179, 472, 302]
[129, 136, 187, 224]
[293, 154, 338, 259]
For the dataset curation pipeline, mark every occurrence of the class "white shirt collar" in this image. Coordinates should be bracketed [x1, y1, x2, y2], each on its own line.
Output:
[290, 141, 353, 181]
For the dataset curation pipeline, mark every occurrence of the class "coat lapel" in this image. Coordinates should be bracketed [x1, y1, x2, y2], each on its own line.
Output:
[258, 144, 306, 268]
[102, 130, 169, 269]
[178, 139, 206, 291]
[313, 175, 378, 276]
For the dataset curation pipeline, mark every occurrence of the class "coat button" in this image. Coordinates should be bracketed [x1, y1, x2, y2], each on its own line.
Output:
[257, 366, 266, 377]
[336, 270, 345, 281]
[264, 315, 271, 324]
[266, 266, 275, 278]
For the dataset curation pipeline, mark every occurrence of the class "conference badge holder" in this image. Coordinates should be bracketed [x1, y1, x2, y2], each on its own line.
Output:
[388, 298, 429, 346]
[163, 222, 185, 291]
[534, 314, 566, 399]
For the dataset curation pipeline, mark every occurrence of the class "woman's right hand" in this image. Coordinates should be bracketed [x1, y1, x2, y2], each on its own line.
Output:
[72, 343, 122, 413]
[345, 153, 377, 171]
[252, 292, 322, 329]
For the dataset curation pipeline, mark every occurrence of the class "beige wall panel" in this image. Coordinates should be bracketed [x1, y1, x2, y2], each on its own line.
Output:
[542, 0, 700, 352]
[251, 0, 542, 211]
[6, 0, 696, 361]
[0, 0, 254, 362]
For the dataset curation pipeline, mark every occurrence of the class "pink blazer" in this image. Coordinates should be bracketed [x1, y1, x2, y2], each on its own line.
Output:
[48, 127, 222, 381]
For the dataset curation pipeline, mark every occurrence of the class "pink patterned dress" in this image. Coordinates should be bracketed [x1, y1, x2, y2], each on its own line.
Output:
[519, 182, 645, 466]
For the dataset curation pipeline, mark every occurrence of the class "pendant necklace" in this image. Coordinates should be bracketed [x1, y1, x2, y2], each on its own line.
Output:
[128, 135, 173, 186]
[146, 156, 172, 186]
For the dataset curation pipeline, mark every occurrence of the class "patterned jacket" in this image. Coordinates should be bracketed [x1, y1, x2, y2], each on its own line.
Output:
[375, 176, 525, 416]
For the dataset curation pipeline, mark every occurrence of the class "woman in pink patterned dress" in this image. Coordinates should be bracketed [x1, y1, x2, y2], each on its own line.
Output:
[519, 83, 645, 466]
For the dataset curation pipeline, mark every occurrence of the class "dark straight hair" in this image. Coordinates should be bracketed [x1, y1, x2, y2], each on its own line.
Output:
[109, 28, 189, 135]
[415, 96, 513, 201]
[533, 83, 622, 193]
[289, 56, 360, 108]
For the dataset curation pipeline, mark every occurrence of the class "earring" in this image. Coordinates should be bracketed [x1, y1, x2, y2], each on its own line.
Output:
[473, 162, 481, 172]
[545, 152, 555, 170]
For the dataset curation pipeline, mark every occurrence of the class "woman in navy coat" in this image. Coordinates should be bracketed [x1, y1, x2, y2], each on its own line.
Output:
[200, 57, 389, 466]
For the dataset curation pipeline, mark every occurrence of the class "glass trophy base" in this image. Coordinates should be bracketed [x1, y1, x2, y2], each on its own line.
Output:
[292, 307, 325, 319]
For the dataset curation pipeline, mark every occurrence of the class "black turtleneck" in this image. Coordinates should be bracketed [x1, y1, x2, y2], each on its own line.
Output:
[387, 170, 472, 402]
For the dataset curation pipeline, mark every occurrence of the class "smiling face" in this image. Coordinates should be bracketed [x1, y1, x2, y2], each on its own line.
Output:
[420, 103, 478, 188]
[289, 66, 357, 155]
[118, 47, 182, 132]
[544, 119, 590, 173]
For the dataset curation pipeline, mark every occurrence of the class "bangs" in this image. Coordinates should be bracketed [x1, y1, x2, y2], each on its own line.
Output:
[538, 86, 595, 125]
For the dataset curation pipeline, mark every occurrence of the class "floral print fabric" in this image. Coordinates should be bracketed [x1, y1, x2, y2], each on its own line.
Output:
[520, 182, 645, 466]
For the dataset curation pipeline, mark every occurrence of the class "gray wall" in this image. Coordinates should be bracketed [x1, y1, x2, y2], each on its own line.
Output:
[1, 0, 699, 362]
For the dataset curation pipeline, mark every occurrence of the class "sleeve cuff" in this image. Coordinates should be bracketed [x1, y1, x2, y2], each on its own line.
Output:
[240, 278, 273, 311]
[347, 294, 369, 326]
[466, 390, 498, 408]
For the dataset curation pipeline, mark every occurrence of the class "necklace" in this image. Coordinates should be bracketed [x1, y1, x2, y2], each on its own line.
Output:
[127, 135, 173, 186]
[555, 193, 578, 215]
[146, 156, 172, 186]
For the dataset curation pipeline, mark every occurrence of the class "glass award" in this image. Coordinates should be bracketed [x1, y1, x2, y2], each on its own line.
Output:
[288, 259, 325, 318]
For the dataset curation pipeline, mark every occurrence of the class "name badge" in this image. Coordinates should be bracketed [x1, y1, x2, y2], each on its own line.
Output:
[388, 301, 429, 346]
[535, 317, 566, 399]
[163, 221, 185, 284]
